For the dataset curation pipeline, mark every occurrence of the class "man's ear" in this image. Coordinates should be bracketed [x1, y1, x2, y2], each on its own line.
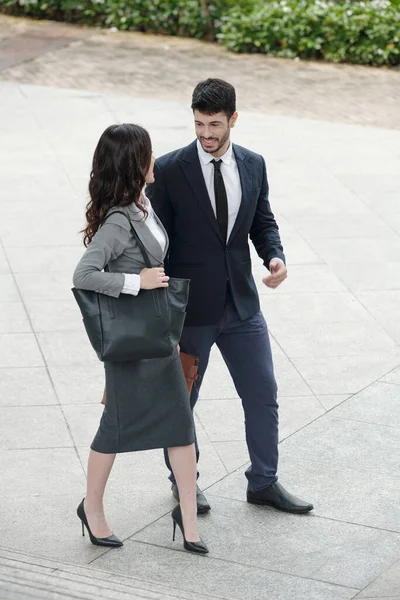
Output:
[230, 111, 239, 128]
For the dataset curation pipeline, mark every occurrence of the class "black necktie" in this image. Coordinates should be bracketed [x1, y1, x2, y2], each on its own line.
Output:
[211, 159, 228, 242]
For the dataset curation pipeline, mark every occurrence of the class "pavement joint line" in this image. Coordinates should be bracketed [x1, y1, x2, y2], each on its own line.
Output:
[323, 413, 400, 430]
[317, 254, 400, 350]
[351, 556, 400, 599]
[376, 379, 400, 387]
[202, 438, 400, 490]
[351, 292, 400, 349]
[203, 491, 400, 535]
[127, 538, 362, 593]
[333, 172, 400, 243]
[193, 410, 230, 477]
[321, 365, 400, 414]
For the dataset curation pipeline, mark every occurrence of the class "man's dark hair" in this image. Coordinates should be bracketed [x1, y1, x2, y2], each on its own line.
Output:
[191, 78, 236, 120]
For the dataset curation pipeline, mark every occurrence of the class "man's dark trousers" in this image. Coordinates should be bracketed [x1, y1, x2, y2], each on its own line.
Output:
[164, 290, 279, 493]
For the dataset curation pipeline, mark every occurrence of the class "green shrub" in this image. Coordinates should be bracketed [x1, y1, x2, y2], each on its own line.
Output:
[219, 0, 400, 65]
[1, 0, 399, 65]
[0, 0, 248, 36]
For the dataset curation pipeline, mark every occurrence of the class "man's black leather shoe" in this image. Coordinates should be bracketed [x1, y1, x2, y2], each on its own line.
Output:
[247, 482, 313, 514]
[171, 483, 211, 514]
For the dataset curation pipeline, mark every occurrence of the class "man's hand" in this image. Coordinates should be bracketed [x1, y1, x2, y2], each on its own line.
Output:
[263, 258, 287, 289]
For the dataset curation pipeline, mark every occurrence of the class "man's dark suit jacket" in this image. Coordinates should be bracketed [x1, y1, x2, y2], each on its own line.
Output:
[146, 140, 285, 327]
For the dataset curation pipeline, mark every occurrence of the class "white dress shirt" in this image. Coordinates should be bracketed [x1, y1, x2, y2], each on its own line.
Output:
[197, 140, 242, 241]
[122, 195, 167, 296]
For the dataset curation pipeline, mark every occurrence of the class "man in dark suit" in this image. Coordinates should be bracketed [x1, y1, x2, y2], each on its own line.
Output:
[147, 78, 313, 514]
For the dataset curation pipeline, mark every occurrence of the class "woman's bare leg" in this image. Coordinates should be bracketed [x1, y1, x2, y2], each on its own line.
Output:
[168, 444, 199, 542]
[84, 449, 116, 537]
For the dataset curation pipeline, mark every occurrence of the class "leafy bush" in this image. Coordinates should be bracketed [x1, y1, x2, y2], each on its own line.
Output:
[0, 0, 255, 36]
[219, 0, 400, 65]
[1, 0, 399, 65]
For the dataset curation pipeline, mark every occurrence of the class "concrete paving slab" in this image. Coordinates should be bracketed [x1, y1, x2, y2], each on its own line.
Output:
[0, 333, 44, 368]
[292, 352, 400, 395]
[0, 448, 85, 497]
[358, 291, 400, 344]
[280, 414, 400, 479]
[284, 213, 394, 239]
[380, 366, 400, 386]
[330, 262, 400, 293]
[338, 174, 400, 216]
[0, 494, 110, 564]
[0, 302, 31, 333]
[0, 367, 57, 407]
[25, 300, 82, 332]
[0, 274, 20, 302]
[93, 539, 357, 600]
[130, 496, 400, 589]
[207, 453, 400, 533]
[195, 399, 245, 443]
[272, 354, 314, 397]
[271, 320, 397, 359]
[253, 263, 348, 295]
[260, 292, 374, 325]
[0, 247, 10, 274]
[330, 382, 400, 428]
[317, 394, 352, 411]
[49, 363, 105, 405]
[211, 440, 249, 474]
[307, 234, 400, 266]
[5, 245, 83, 274]
[36, 330, 98, 366]
[357, 559, 400, 598]
[0, 405, 73, 449]
[15, 272, 75, 302]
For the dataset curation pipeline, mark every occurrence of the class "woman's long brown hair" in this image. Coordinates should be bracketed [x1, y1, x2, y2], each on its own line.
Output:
[82, 123, 152, 246]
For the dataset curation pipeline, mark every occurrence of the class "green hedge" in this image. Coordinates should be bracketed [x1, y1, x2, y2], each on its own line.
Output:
[0, 0, 250, 37]
[219, 0, 400, 66]
[1, 0, 399, 65]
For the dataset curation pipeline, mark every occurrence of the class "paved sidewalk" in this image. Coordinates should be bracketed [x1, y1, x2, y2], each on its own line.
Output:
[0, 15, 400, 129]
[1, 17, 400, 600]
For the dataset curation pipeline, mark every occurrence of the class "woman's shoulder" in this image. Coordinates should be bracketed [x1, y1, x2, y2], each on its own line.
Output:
[102, 206, 133, 231]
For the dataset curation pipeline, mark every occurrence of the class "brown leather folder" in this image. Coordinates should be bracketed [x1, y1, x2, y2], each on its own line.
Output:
[179, 351, 200, 395]
[100, 351, 199, 405]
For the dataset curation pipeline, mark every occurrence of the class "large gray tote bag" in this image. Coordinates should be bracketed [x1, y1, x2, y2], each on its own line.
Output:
[72, 211, 189, 362]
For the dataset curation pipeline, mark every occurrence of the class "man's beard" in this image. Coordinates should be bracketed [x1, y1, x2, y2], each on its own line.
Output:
[199, 129, 230, 154]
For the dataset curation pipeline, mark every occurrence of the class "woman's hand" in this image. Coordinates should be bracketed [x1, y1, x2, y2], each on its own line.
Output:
[140, 267, 169, 290]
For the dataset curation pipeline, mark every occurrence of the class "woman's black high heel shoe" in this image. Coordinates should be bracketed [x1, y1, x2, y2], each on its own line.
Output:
[171, 504, 209, 554]
[77, 499, 123, 548]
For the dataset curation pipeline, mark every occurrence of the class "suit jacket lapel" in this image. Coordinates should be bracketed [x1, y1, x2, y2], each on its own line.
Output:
[154, 211, 170, 259]
[228, 144, 253, 246]
[178, 140, 224, 243]
[127, 208, 165, 265]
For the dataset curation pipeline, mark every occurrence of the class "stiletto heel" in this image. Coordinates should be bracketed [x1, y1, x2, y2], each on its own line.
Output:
[173, 520, 177, 541]
[77, 499, 123, 548]
[171, 504, 209, 554]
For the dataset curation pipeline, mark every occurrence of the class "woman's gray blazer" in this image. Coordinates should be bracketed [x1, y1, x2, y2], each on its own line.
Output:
[73, 205, 169, 296]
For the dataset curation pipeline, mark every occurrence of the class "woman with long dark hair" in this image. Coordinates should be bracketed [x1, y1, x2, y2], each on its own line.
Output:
[73, 124, 208, 554]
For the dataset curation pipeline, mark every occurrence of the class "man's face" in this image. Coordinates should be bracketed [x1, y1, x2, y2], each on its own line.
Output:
[194, 110, 236, 155]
